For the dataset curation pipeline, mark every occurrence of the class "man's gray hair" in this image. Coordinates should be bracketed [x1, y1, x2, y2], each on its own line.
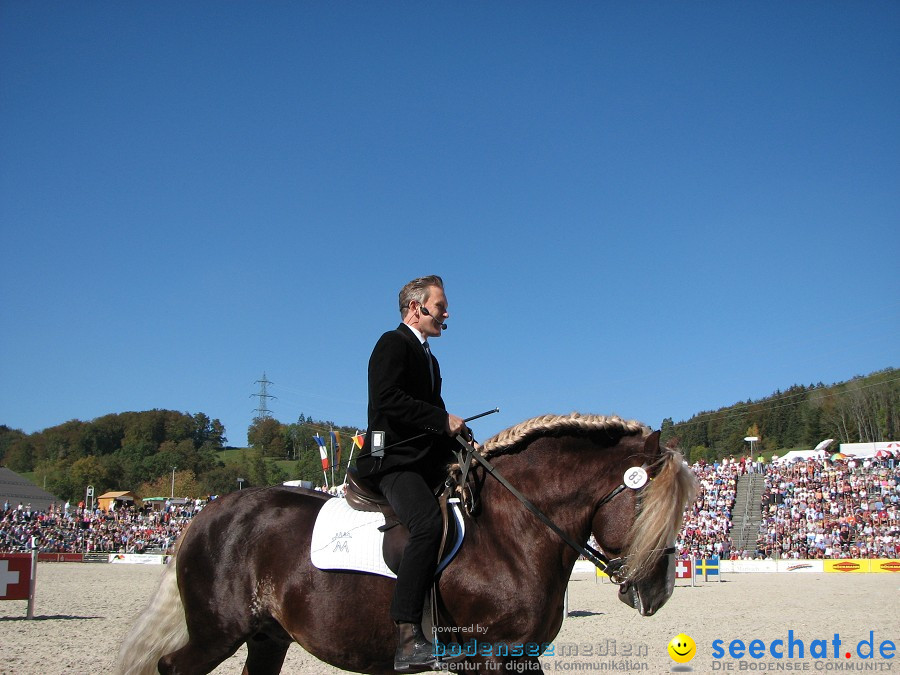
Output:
[398, 275, 444, 317]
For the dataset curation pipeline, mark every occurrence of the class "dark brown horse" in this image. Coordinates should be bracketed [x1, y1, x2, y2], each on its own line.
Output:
[116, 413, 697, 675]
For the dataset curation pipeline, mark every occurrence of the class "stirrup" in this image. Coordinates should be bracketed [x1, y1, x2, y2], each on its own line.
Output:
[394, 623, 439, 672]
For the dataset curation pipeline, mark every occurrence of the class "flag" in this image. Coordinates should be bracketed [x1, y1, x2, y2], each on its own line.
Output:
[694, 557, 719, 577]
[675, 559, 692, 579]
[314, 435, 328, 470]
[352, 433, 364, 450]
[0, 555, 31, 600]
[331, 431, 342, 467]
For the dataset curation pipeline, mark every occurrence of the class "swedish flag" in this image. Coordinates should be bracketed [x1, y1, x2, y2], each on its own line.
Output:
[694, 556, 720, 577]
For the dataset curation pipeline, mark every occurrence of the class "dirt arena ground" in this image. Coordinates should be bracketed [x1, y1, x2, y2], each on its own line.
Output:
[0, 563, 897, 674]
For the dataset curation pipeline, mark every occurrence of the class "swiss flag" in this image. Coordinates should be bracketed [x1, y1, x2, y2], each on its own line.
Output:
[0, 555, 32, 600]
[675, 559, 692, 579]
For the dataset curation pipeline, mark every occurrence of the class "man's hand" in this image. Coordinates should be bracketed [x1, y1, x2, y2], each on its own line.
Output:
[446, 413, 466, 436]
[447, 413, 481, 449]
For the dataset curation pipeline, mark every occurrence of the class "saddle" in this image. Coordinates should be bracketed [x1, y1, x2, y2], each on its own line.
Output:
[344, 467, 458, 574]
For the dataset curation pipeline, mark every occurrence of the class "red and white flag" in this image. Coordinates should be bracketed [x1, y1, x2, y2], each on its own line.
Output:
[0, 555, 31, 601]
[675, 559, 692, 579]
[313, 435, 329, 470]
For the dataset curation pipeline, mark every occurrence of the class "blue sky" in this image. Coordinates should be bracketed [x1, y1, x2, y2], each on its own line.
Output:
[1, 2, 897, 448]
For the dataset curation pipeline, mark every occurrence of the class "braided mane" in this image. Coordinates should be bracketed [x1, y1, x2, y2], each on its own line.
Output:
[481, 412, 648, 457]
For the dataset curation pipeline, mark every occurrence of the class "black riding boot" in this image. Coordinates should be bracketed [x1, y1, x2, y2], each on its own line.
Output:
[394, 621, 438, 672]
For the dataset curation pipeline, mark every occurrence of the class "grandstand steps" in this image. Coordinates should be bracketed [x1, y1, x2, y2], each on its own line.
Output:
[730, 472, 766, 554]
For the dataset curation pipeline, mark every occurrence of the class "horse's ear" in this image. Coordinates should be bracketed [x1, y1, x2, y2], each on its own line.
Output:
[644, 430, 661, 454]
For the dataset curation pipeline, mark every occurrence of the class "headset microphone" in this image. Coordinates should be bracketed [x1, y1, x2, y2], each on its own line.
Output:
[419, 306, 448, 329]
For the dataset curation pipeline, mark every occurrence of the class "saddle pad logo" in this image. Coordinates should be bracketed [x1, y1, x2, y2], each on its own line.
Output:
[311, 498, 395, 578]
[330, 532, 352, 553]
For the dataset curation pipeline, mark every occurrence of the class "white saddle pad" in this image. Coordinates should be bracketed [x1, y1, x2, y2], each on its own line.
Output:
[310, 496, 465, 579]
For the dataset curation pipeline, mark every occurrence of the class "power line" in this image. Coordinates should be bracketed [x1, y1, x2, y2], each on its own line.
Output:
[250, 372, 276, 421]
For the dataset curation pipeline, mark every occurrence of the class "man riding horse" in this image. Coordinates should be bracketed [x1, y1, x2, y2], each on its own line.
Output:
[356, 274, 472, 672]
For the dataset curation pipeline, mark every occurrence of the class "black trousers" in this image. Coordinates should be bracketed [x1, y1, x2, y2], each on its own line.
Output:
[376, 467, 443, 624]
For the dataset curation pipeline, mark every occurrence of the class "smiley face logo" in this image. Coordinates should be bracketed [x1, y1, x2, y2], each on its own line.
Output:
[667, 633, 696, 663]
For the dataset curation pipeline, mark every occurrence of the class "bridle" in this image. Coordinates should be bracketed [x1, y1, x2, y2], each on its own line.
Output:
[452, 436, 676, 586]
[590, 465, 678, 584]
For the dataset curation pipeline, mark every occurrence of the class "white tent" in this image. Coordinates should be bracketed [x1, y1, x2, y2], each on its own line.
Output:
[839, 441, 899, 458]
[772, 450, 827, 464]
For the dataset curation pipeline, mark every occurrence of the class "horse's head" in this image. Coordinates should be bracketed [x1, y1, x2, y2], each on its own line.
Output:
[474, 413, 698, 618]
[590, 430, 698, 616]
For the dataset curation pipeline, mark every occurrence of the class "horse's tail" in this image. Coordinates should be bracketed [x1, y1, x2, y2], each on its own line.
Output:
[114, 554, 188, 675]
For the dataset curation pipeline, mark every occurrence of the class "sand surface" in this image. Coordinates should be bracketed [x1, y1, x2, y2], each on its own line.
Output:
[0, 563, 898, 674]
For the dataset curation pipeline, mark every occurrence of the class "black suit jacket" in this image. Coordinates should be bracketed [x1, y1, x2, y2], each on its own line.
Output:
[356, 323, 454, 479]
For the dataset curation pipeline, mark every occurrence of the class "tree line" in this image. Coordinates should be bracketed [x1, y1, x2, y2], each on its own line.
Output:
[659, 367, 898, 464]
[0, 409, 363, 502]
[2, 367, 896, 501]
[0, 410, 231, 502]
[246, 413, 363, 487]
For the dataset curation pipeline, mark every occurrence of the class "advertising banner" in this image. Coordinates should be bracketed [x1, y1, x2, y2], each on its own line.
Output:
[825, 559, 871, 573]
[870, 559, 900, 573]
[776, 560, 823, 573]
[108, 554, 168, 565]
[720, 560, 777, 574]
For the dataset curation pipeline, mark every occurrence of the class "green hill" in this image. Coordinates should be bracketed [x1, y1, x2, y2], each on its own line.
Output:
[660, 367, 898, 463]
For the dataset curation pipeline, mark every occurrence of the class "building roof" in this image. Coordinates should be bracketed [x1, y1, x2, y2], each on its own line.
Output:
[0, 467, 65, 512]
[97, 491, 136, 499]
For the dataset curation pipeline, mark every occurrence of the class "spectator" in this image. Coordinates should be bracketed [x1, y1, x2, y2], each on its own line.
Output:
[0, 499, 205, 555]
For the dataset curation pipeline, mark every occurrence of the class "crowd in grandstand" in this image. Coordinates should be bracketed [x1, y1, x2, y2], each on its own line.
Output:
[677, 456, 741, 560]
[2, 453, 898, 559]
[674, 452, 899, 560]
[0, 498, 203, 554]
[756, 454, 899, 559]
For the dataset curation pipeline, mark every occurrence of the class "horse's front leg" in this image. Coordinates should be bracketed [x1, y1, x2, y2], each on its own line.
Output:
[241, 633, 291, 675]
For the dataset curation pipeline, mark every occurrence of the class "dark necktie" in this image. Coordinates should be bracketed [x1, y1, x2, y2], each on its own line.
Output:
[423, 342, 434, 389]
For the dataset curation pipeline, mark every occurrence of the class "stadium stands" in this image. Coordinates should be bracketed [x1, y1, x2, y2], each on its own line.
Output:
[2, 454, 897, 560]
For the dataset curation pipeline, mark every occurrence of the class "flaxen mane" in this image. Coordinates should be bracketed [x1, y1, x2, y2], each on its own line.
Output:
[624, 447, 697, 581]
[482, 412, 648, 456]
[449, 412, 646, 479]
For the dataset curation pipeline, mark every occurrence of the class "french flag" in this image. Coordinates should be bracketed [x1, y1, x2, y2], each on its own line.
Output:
[313, 435, 329, 470]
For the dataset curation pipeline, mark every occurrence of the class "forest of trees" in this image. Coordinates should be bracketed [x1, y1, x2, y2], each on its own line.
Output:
[1, 368, 896, 502]
[245, 413, 362, 488]
[0, 410, 359, 503]
[659, 368, 898, 464]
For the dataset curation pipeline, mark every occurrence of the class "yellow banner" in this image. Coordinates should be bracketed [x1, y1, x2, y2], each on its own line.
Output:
[824, 559, 871, 573]
[870, 559, 900, 573]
